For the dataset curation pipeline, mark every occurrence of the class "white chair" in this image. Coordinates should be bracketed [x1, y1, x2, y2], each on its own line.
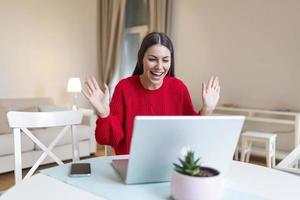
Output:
[240, 131, 277, 168]
[6, 111, 83, 184]
[275, 145, 300, 175]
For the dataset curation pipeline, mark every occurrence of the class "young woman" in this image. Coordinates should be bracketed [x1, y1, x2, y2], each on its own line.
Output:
[83, 32, 220, 155]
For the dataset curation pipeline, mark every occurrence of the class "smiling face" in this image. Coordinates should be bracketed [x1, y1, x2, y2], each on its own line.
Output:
[140, 44, 171, 90]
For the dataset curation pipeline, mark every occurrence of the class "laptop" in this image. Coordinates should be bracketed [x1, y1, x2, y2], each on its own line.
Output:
[112, 116, 245, 184]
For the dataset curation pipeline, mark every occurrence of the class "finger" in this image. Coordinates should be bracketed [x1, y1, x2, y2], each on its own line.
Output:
[104, 83, 109, 96]
[82, 90, 90, 99]
[212, 76, 218, 89]
[85, 78, 94, 91]
[87, 78, 96, 92]
[92, 76, 101, 90]
[202, 82, 207, 95]
[214, 81, 219, 90]
[207, 76, 213, 88]
[216, 86, 221, 93]
[216, 78, 220, 91]
[84, 81, 93, 95]
[88, 78, 104, 96]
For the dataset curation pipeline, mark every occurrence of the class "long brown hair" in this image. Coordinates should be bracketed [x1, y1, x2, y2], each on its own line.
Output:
[132, 32, 175, 77]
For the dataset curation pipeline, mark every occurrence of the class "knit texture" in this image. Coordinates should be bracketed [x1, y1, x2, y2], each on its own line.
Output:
[96, 75, 199, 155]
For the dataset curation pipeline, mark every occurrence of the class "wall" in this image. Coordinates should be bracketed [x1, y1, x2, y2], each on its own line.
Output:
[171, 0, 300, 154]
[0, 0, 98, 108]
[172, 0, 300, 112]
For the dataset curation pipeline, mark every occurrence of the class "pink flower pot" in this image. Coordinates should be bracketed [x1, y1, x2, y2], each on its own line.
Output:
[171, 168, 224, 200]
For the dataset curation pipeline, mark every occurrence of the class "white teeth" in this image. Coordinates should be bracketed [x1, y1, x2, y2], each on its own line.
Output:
[151, 71, 164, 76]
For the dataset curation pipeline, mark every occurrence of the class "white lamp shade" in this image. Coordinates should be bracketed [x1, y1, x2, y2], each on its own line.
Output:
[67, 77, 82, 92]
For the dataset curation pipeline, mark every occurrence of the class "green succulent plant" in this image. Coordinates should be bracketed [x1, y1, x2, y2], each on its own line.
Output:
[173, 150, 201, 177]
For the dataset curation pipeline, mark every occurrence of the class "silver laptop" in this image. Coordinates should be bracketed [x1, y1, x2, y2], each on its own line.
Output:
[112, 116, 245, 184]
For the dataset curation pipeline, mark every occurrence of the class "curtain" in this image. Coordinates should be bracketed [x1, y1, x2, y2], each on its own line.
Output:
[98, 0, 126, 85]
[148, 0, 173, 35]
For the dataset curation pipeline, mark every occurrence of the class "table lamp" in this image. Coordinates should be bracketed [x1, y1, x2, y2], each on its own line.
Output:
[67, 77, 82, 110]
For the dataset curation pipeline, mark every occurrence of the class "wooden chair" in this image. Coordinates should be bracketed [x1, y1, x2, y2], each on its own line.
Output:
[7, 111, 83, 184]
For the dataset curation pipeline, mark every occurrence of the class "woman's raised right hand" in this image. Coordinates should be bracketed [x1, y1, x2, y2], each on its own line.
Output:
[82, 76, 110, 118]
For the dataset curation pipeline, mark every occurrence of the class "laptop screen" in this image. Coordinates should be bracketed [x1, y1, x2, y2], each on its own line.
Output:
[113, 116, 245, 184]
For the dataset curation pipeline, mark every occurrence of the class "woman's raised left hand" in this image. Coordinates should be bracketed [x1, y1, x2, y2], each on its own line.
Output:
[201, 76, 220, 114]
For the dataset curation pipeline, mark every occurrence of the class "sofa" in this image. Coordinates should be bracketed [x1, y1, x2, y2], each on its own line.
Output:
[0, 98, 97, 174]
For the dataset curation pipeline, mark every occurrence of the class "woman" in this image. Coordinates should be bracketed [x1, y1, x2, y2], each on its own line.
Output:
[83, 32, 220, 155]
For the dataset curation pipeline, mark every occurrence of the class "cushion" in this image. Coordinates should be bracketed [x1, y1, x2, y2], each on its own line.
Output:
[0, 107, 10, 134]
[0, 98, 53, 111]
[19, 106, 39, 112]
[0, 106, 39, 135]
[32, 125, 92, 150]
[38, 105, 69, 112]
[0, 133, 35, 156]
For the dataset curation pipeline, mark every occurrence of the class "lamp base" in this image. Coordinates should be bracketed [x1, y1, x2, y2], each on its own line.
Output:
[72, 105, 78, 111]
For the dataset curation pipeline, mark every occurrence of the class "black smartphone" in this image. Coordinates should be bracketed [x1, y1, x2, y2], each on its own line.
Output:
[69, 163, 91, 177]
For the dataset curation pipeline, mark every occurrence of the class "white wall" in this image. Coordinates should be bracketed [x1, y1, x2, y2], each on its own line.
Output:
[0, 0, 98, 108]
[172, 0, 300, 112]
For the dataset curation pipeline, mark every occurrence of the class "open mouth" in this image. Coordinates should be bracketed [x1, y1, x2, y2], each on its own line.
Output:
[150, 71, 164, 78]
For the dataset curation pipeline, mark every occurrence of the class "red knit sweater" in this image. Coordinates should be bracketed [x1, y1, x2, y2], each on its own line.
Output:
[95, 75, 199, 155]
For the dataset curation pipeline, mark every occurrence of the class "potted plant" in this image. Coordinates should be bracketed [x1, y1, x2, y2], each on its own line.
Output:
[171, 148, 224, 200]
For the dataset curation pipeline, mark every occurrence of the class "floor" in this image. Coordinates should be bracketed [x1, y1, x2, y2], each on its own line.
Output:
[0, 150, 269, 192]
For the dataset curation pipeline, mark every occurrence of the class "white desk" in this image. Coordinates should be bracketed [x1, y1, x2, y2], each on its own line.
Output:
[0, 173, 105, 200]
[1, 156, 300, 200]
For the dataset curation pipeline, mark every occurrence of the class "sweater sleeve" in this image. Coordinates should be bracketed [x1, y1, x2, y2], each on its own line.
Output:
[95, 82, 125, 148]
[181, 82, 200, 115]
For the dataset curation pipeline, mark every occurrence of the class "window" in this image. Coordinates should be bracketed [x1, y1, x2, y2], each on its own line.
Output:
[119, 0, 149, 79]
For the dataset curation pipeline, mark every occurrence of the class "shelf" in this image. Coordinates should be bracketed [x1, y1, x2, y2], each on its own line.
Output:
[246, 117, 294, 125]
